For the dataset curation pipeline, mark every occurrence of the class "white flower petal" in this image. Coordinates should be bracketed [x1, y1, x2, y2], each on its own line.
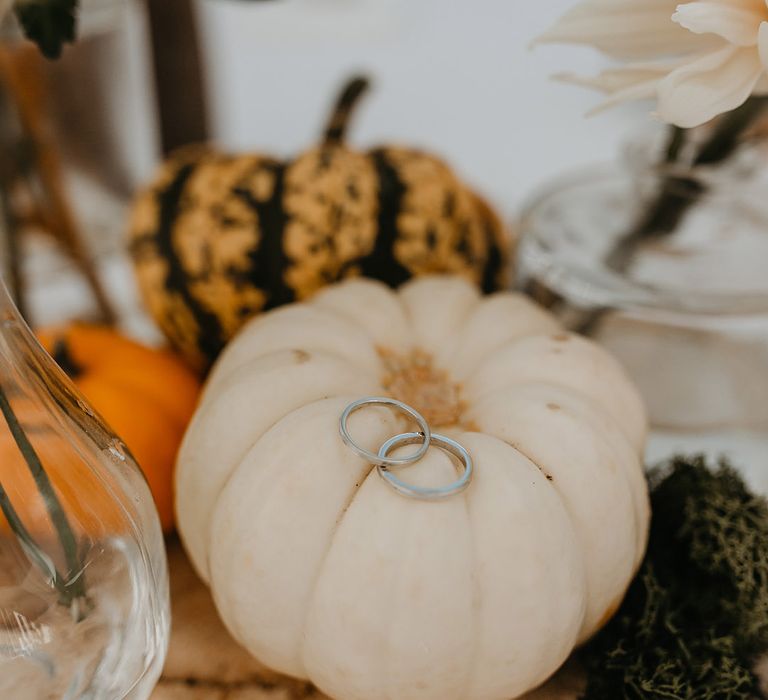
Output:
[673, 1, 765, 47]
[557, 63, 679, 114]
[587, 80, 663, 115]
[537, 0, 717, 60]
[657, 45, 763, 126]
[708, 0, 768, 10]
[758, 20, 768, 70]
[753, 76, 768, 94]
[556, 64, 675, 94]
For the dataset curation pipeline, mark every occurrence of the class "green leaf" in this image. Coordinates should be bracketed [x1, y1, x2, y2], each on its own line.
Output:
[14, 0, 78, 60]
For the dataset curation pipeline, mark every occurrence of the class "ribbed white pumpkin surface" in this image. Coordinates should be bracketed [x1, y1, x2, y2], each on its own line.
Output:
[176, 276, 649, 700]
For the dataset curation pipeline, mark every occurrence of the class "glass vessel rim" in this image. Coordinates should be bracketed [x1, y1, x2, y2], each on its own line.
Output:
[518, 162, 768, 318]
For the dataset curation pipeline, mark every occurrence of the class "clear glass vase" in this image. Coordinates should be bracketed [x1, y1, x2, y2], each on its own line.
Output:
[0, 278, 169, 698]
[517, 162, 768, 493]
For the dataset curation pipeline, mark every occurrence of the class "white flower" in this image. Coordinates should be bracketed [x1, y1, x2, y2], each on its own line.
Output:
[538, 0, 768, 127]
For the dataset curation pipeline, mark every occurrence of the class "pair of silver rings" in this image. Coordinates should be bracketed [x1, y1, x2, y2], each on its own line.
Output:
[339, 397, 473, 501]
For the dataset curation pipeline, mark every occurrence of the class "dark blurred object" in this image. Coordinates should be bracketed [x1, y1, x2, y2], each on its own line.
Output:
[145, 0, 208, 153]
[14, 0, 77, 58]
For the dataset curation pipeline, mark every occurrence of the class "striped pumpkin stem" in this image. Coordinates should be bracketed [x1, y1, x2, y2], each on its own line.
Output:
[323, 75, 371, 145]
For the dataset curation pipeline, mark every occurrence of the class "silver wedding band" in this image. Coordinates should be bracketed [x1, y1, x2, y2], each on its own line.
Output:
[377, 432, 473, 501]
[339, 397, 431, 468]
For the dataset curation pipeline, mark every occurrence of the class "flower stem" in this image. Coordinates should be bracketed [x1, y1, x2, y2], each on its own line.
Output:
[606, 97, 768, 274]
[695, 96, 768, 166]
[0, 384, 86, 606]
[664, 125, 686, 163]
[0, 479, 70, 597]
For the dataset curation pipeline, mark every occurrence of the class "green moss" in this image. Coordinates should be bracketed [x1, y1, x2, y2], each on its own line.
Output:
[581, 456, 768, 700]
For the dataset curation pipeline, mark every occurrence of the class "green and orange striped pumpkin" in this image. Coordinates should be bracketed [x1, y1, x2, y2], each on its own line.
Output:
[128, 77, 509, 370]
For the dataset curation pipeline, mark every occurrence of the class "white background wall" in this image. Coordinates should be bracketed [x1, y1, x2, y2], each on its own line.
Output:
[194, 0, 654, 217]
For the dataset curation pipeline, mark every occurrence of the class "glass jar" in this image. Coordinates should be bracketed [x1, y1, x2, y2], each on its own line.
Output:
[0, 278, 169, 698]
[517, 162, 768, 493]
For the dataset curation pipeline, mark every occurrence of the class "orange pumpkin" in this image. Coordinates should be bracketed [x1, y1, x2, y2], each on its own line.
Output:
[36, 324, 201, 532]
[0, 427, 128, 538]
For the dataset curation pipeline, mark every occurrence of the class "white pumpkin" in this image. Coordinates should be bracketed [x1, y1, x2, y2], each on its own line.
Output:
[176, 275, 649, 700]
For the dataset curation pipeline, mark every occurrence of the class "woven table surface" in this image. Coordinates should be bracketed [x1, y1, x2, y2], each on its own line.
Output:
[151, 539, 581, 700]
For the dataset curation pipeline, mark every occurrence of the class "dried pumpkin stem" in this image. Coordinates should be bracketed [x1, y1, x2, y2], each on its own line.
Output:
[0, 384, 86, 606]
[322, 75, 370, 145]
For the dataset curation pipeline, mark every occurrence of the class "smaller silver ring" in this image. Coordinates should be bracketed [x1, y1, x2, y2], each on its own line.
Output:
[377, 432, 473, 501]
[340, 398, 431, 468]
